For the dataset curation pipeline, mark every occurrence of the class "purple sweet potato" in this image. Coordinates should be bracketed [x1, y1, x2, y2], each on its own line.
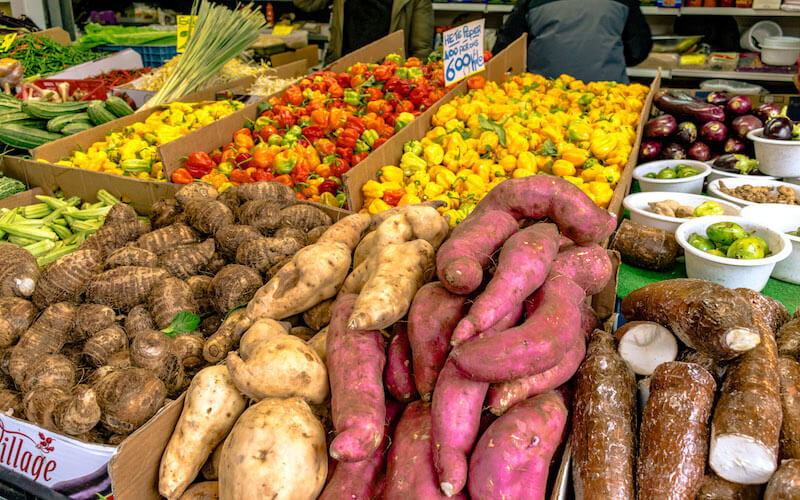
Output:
[550, 244, 613, 296]
[436, 210, 519, 295]
[451, 301, 524, 347]
[327, 294, 386, 462]
[487, 336, 585, 416]
[431, 358, 489, 497]
[385, 401, 466, 500]
[451, 274, 585, 382]
[451, 223, 560, 342]
[470, 176, 617, 246]
[467, 392, 568, 500]
[385, 323, 418, 403]
[320, 399, 404, 500]
[407, 282, 468, 400]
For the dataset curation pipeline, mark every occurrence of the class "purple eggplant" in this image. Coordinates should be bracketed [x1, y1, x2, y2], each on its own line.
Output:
[754, 102, 782, 123]
[675, 121, 698, 144]
[707, 91, 731, 107]
[661, 142, 687, 160]
[640, 140, 662, 161]
[644, 114, 678, 138]
[724, 137, 746, 154]
[688, 141, 711, 161]
[731, 115, 763, 138]
[700, 121, 728, 143]
[713, 154, 760, 175]
[726, 95, 752, 115]
[764, 116, 793, 141]
[654, 90, 726, 123]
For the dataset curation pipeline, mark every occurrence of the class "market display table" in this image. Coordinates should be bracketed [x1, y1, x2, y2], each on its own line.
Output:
[617, 261, 800, 313]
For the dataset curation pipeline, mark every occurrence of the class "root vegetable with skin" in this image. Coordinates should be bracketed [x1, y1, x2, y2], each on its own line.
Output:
[736, 288, 790, 334]
[765, 459, 800, 500]
[104, 246, 158, 269]
[696, 473, 762, 500]
[171, 334, 205, 369]
[384, 323, 418, 403]
[614, 321, 678, 376]
[0, 389, 22, 417]
[202, 309, 250, 363]
[431, 358, 489, 497]
[20, 353, 75, 392]
[159, 365, 247, 500]
[135, 223, 200, 255]
[778, 316, 800, 359]
[179, 481, 218, 500]
[451, 274, 585, 382]
[621, 279, 761, 360]
[235, 180, 295, 205]
[218, 397, 327, 500]
[0, 297, 35, 347]
[302, 298, 334, 331]
[572, 329, 637, 500]
[235, 236, 303, 273]
[25, 384, 101, 436]
[226, 332, 328, 403]
[73, 304, 116, 342]
[610, 219, 679, 272]
[213, 225, 262, 259]
[80, 220, 149, 260]
[407, 282, 468, 399]
[32, 249, 102, 309]
[148, 277, 198, 330]
[150, 199, 182, 229]
[550, 243, 613, 296]
[184, 199, 234, 235]
[279, 204, 333, 232]
[307, 327, 327, 363]
[307, 225, 328, 244]
[124, 305, 156, 339]
[237, 318, 288, 358]
[201, 444, 223, 481]
[92, 366, 166, 434]
[0, 242, 38, 298]
[327, 294, 386, 462]
[710, 333, 782, 484]
[779, 356, 800, 459]
[131, 330, 186, 396]
[468, 392, 568, 500]
[386, 401, 465, 500]
[235, 200, 281, 235]
[638, 361, 716, 499]
[174, 183, 218, 207]
[678, 349, 727, 383]
[9, 302, 76, 386]
[186, 275, 214, 318]
[82, 325, 128, 367]
[452, 223, 560, 341]
[85, 266, 170, 312]
[104, 203, 138, 226]
[159, 239, 216, 279]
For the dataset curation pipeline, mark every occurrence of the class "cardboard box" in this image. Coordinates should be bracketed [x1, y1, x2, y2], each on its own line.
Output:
[0, 188, 45, 210]
[270, 44, 319, 69]
[113, 59, 309, 109]
[341, 34, 529, 212]
[324, 30, 406, 73]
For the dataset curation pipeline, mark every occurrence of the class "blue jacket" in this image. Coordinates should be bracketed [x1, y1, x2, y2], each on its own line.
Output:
[493, 0, 652, 83]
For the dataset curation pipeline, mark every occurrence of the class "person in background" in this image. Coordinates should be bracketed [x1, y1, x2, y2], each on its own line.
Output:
[492, 0, 652, 83]
[294, 0, 434, 64]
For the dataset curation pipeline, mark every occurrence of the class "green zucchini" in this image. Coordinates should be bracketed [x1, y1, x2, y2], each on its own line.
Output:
[0, 112, 34, 125]
[61, 122, 93, 135]
[104, 96, 135, 117]
[47, 113, 90, 133]
[0, 124, 64, 150]
[21, 101, 91, 120]
[87, 102, 116, 126]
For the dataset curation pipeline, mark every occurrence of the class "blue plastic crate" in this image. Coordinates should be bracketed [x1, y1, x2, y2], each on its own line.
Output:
[97, 44, 178, 68]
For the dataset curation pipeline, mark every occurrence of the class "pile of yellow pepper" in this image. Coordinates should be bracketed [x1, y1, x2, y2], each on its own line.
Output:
[360, 73, 648, 224]
[52, 101, 244, 181]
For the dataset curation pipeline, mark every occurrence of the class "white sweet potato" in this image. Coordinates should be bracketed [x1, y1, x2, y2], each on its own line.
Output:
[159, 365, 247, 500]
[218, 397, 327, 500]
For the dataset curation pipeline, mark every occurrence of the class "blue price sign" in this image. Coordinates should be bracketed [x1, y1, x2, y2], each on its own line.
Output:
[443, 19, 485, 86]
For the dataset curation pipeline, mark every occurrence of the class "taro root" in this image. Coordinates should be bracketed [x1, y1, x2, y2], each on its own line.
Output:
[9, 302, 76, 385]
[131, 330, 186, 396]
[0, 243, 38, 299]
[159, 240, 216, 279]
[32, 249, 102, 309]
[236, 181, 294, 206]
[184, 199, 234, 235]
[92, 366, 167, 434]
[150, 198, 183, 229]
[171, 333, 205, 369]
[148, 277, 198, 330]
[205, 252, 226, 275]
[175, 183, 218, 207]
[210, 265, 262, 315]
[0, 297, 36, 347]
[125, 305, 157, 339]
[85, 266, 170, 312]
[307, 225, 329, 244]
[279, 204, 333, 232]
[216, 186, 240, 212]
[236, 237, 303, 273]
[273, 226, 308, 246]
[214, 224, 262, 259]
[73, 303, 116, 342]
[104, 246, 158, 269]
[186, 275, 214, 318]
[611, 219, 679, 272]
[236, 200, 282, 235]
[104, 203, 138, 226]
[83, 325, 128, 367]
[135, 223, 200, 255]
[81, 221, 150, 259]
[0, 390, 22, 417]
[24, 385, 101, 435]
[20, 353, 76, 392]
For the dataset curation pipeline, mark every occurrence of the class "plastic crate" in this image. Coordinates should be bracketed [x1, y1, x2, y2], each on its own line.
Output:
[19, 79, 107, 101]
[97, 44, 177, 67]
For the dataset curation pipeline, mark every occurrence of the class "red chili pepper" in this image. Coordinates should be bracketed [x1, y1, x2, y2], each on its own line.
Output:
[210, 151, 222, 165]
[185, 151, 215, 178]
[372, 137, 388, 150]
[301, 125, 324, 142]
[336, 73, 351, 89]
[336, 128, 360, 149]
[252, 170, 274, 182]
[171, 168, 194, 184]
[373, 65, 393, 82]
[345, 116, 366, 135]
[409, 87, 428, 107]
[315, 138, 336, 156]
[384, 76, 401, 93]
[283, 85, 303, 106]
[364, 87, 384, 101]
[235, 152, 253, 167]
[258, 125, 278, 143]
[318, 179, 339, 195]
[276, 107, 296, 128]
[330, 157, 350, 177]
[352, 151, 369, 165]
[383, 189, 406, 206]
[230, 169, 251, 184]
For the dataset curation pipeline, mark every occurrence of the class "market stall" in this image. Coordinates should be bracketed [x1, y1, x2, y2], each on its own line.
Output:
[1, 0, 800, 498]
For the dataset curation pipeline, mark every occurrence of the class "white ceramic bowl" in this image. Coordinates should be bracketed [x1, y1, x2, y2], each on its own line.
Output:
[747, 128, 800, 178]
[633, 160, 711, 194]
[675, 215, 792, 291]
[760, 36, 800, 66]
[708, 177, 800, 207]
[706, 165, 776, 184]
[623, 191, 741, 233]
[740, 204, 800, 285]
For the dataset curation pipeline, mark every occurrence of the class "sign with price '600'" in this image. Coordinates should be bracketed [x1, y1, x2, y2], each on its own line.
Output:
[443, 19, 485, 86]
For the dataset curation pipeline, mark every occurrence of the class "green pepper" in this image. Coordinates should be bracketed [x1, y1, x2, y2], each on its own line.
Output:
[578, 93, 594, 106]
[254, 116, 272, 130]
[256, 101, 272, 115]
[583, 158, 599, 169]
[268, 134, 283, 146]
[426, 50, 443, 64]
[354, 140, 370, 154]
[361, 129, 379, 148]
[400, 152, 427, 176]
[288, 125, 302, 137]
[297, 116, 312, 128]
[217, 161, 235, 176]
[142, 133, 158, 145]
[404, 140, 423, 156]
[693, 201, 724, 217]
[335, 192, 347, 207]
[274, 152, 297, 175]
[733, 154, 759, 175]
[395, 112, 414, 131]
[343, 89, 362, 107]
[407, 67, 423, 79]
[384, 53, 404, 65]
[394, 67, 408, 79]
[281, 134, 298, 146]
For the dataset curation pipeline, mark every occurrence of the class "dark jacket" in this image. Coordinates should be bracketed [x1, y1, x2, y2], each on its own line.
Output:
[493, 0, 652, 83]
[294, 0, 433, 64]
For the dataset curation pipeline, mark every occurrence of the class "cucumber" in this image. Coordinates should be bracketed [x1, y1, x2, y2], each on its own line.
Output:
[47, 113, 90, 133]
[104, 96, 135, 117]
[0, 124, 64, 150]
[61, 122, 93, 135]
[87, 102, 116, 126]
[21, 101, 91, 120]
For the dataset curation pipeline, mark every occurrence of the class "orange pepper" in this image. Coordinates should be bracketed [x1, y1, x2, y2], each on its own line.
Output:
[233, 128, 254, 150]
[467, 75, 486, 90]
[404, 57, 421, 67]
[251, 145, 275, 169]
[274, 174, 293, 186]
[304, 146, 321, 169]
[311, 108, 329, 127]
[315, 163, 331, 177]
[367, 100, 385, 115]
[220, 148, 236, 164]
[171, 168, 193, 184]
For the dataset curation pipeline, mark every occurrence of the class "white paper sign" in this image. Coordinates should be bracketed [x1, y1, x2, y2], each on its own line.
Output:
[443, 19, 485, 86]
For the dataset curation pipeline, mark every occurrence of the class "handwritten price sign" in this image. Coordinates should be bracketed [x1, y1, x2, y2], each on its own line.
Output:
[443, 19, 485, 86]
[177, 15, 197, 54]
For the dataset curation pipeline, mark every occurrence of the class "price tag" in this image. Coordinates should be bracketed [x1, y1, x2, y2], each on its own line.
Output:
[0, 33, 17, 52]
[177, 15, 197, 54]
[443, 19, 485, 86]
[273, 25, 294, 36]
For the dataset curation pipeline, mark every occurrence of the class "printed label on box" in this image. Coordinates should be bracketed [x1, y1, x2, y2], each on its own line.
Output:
[443, 19, 485, 86]
[0, 414, 115, 498]
[177, 15, 197, 54]
[0, 33, 17, 52]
